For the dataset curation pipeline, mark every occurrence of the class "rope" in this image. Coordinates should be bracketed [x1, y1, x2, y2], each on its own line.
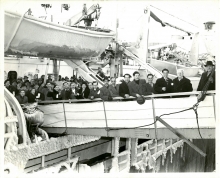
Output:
[150, 5, 198, 28]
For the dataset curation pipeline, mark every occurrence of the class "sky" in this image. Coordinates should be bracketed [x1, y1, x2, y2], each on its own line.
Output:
[2, 0, 219, 44]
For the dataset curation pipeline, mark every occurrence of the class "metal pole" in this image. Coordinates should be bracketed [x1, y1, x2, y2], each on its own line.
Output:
[43, 58, 50, 84]
[144, 7, 151, 63]
[102, 101, 109, 137]
[151, 97, 157, 139]
[156, 116, 206, 157]
[63, 102, 68, 133]
[212, 95, 216, 120]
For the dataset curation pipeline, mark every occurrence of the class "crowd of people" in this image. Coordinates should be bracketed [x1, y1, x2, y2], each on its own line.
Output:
[4, 61, 215, 105]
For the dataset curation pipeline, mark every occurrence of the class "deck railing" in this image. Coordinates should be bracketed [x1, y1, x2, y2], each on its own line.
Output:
[38, 90, 216, 140]
[37, 90, 216, 104]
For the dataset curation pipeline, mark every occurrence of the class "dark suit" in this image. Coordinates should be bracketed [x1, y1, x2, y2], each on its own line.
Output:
[119, 81, 130, 97]
[154, 77, 173, 94]
[197, 71, 215, 91]
[27, 93, 37, 103]
[78, 88, 90, 99]
[128, 79, 148, 97]
[100, 86, 111, 101]
[50, 89, 62, 100]
[173, 77, 193, 97]
[88, 88, 100, 99]
[146, 83, 155, 95]
[70, 88, 80, 99]
[61, 89, 72, 100]
[109, 84, 119, 97]
[16, 95, 28, 104]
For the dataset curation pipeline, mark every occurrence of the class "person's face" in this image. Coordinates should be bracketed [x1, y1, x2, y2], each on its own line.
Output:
[134, 74, 140, 80]
[104, 80, 109, 87]
[82, 84, 86, 89]
[34, 85, 39, 90]
[63, 83, 69, 89]
[12, 82, 17, 87]
[31, 79, 35, 84]
[38, 80, 43, 84]
[54, 86, 60, 91]
[88, 83, 93, 89]
[5, 81, 10, 87]
[46, 83, 51, 89]
[206, 65, 213, 72]
[111, 78, 116, 85]
[163, 71, 169, 78]
[124, 75, 130, 83]
[20, 91, 25, 97]
[31, 89, 35, 95]
[147, 75, 153, 83]
[71, 83, 76, 89]
[93, 83, 98, 89]
[177, 70, 184, 78]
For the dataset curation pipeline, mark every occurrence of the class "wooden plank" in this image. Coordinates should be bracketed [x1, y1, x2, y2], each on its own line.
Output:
[130, 138, 137, 165]
[42, 127, 215, 139]
[156, 117, 206, 157]
[41, 156, 45, 168]
[25, 139, 111, 169]
[24, 164, 41, 173]
[45, 149, 67, 162]
[41, 96, 215, 130]
[25, 158, 41, 168]
[42, 117, 215, 129]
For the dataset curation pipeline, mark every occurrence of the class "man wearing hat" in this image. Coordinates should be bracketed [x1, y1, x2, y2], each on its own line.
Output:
[128, 71, 148, 97]
[119, 74, 131, 98]
[197, 61, 215, 91]
[23, 76, 29, 82]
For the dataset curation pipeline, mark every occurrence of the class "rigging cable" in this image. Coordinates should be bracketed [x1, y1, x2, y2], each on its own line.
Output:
[149, 5, 198, 28]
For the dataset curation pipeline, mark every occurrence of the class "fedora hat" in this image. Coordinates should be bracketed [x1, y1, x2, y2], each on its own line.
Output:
[204, 61, 214, 66]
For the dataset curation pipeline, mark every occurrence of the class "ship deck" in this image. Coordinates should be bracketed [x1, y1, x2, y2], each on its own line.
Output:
[40, 91, 216, 139]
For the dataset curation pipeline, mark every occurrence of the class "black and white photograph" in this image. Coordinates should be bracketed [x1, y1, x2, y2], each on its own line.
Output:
[0, 0, 219, 176]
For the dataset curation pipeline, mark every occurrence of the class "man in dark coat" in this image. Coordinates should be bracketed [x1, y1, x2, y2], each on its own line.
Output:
[60, 82, 72, 100]
[119, 74, 131, 98]
[197, 61, 215, 91]
[89, 81, 100, 99]
[100, 78, 112, 101]
[173, 69, 193, 97]
[146, 74, 156, 95]
[16, 89, 28, 104]
[128, 71, 148, 97]
[109, 77, 120, 97]
[69, 82, 80, 99]
[154, 69, 173, 95]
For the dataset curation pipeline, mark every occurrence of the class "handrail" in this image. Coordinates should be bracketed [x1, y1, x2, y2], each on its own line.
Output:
[37, 90, 216, 104]
[4, 88, 27, 146]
